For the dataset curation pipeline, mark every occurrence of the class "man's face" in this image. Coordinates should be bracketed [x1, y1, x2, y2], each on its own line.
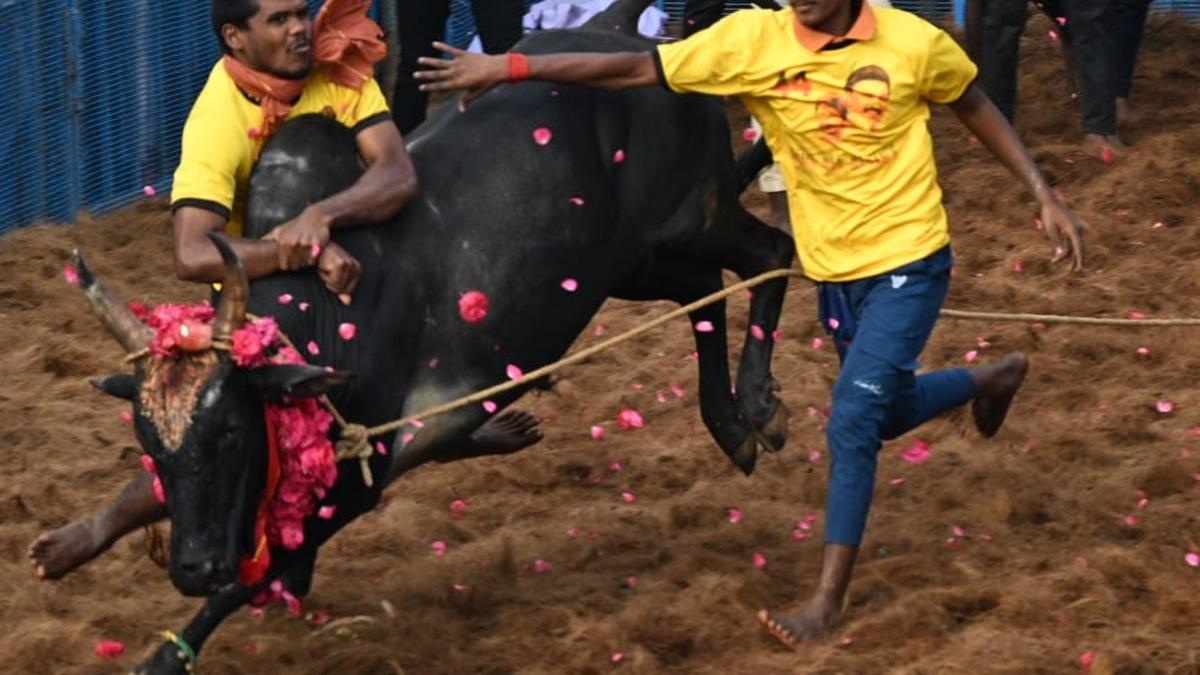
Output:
[225, 0, 312, 79]
[788, 0, 852, 29]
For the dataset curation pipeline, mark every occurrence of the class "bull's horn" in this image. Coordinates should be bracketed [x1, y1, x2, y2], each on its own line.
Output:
[73, 250, 154, 354]
[208, 231, 249, 341]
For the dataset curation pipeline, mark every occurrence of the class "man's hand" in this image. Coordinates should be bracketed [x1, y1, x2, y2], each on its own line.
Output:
[415, 42, 508, 111]
[1040, 197, 1086, 272]
[263, 205, 332, 271]
[316, 242, 361, 306]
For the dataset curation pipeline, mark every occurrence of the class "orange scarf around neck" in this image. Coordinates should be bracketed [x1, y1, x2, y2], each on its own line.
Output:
[222, 0, 386, 145]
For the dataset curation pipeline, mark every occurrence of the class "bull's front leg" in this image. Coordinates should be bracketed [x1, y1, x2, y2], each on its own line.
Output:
[132, 581, 259, 675]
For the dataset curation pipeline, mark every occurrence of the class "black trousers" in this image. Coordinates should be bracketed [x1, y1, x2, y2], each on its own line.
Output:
[682, 0, 780, 37]
[980, 0, 1116, 135]
[1110, 0, 1152, 98]
[393, 0, 525, 135]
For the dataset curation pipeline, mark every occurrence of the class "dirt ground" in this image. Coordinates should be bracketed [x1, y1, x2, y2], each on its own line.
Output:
[2, 15, 1199, 675]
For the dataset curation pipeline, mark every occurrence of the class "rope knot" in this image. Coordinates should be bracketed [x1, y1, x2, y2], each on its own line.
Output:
[334, 423, 374, 488]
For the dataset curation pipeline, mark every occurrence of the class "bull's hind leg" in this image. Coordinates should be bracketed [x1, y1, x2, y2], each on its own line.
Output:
[614, 261, 759, 475]
[702, 204, 796, 454]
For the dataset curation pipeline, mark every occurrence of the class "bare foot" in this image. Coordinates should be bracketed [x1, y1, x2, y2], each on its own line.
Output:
[970, 352, 1029, 438]
[757, 595, 843, 648]
[27, 517, 112, 580]
[468, 409, 543, 455]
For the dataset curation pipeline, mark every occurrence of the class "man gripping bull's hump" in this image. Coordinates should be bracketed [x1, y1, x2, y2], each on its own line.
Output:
[27, 0, 543, 584]
[416, 0, 1087, 648]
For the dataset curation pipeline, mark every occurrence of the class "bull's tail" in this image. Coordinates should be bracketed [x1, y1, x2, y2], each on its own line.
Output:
[581, 0, 657, 36]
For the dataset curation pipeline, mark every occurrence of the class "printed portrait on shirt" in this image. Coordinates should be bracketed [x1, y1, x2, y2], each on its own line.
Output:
[844, 65, 892, 131]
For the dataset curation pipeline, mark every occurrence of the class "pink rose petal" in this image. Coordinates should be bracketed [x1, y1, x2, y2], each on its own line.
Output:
[569, 196, 585, 206]
[952, 525, 966, 538]
[792, 528, 811, 541]
[338, 322, 357, 340]
[305, 340, 320, 356]
[594, 324, 606, 336]
[506, 363, 524, 380]
[567, 526, 581, 538]
[120, 411, 133, 424]
[1010, 260, 1023, 273]
[1080, 650, 1095, 672]
[375, 441, 388, 455]
[1048, 29, 1059, 41]
[694, 320, 714, 333]
[590, 425, 606, 440]
[459, 290, 489, 323]
[613, 149, 626, 164]
[142, 185, 156, 197]
[431, 540, 448, 557]
[752, 552, 767, 569]
[625, 576, 639, 587]
[1136, 347, 1150, 356]
[900, 439, 931, 465]
[1185, 552, 1199, 567]
[1123, 514, 1138, 526]
[772, 328, 783, 342]
[840, 636, 853, 646]
[560, 278, 579, 292]
[317, 505, 336, 519]
[310, 243, 322, 259]
[609, 461, 622, 472]
[532, 127, 553, 145]
[742, 127, 759, 142]
[621, 491, 636, 503]
[964, 350, 979, 363]
[482, 400, 498, 413]
[1151, 221, 1164, 230]
[727, 507, 743, 524]
[811, 337, 824, 350]
[1129, 311, 1146, 320]
[656, 389, 667, 403]
[611, 652, 625, 664]
[298, 301, 310, 311]
[889, 477, 905, 486]
[827, 317, 840, 330]
[669, 383, 684, 398]
[93, 639, 126, 659]
[1156, 400, 1174, 414]
[1137, 497, 1149, 510]
[808, 450, 822, 463]
[63, 265, 79, 285]
[1056, 16, 1067, 25]
[533, 559, 552, 573]
[277, 293, 293, 304]
[750, 324, 765, 340]
[616, 408, 644, 430]
[450, 499, 469, 517]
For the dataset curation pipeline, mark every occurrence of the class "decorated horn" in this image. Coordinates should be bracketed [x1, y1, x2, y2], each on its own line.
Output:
[208, 231, 249, 341]
[72, 250, 154, 354]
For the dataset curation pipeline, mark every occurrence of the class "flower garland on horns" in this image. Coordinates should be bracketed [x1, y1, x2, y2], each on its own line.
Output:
[129, 301, 338, 584]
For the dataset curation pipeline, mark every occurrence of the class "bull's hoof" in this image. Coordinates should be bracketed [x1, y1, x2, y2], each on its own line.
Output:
[727, 433, 758, 476]
[756, 400, 789, 453]
[131, 641, 192, 675]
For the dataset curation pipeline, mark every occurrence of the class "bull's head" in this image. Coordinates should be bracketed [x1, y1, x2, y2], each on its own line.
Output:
[79, 234, 347, 596]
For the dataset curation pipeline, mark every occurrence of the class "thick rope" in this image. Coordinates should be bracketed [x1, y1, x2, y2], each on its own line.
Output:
[241, 267, 1200, 484]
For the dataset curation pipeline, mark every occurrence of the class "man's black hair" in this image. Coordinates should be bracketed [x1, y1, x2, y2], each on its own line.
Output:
[845, 65, 891, 91]
[212, 0, 261, 54]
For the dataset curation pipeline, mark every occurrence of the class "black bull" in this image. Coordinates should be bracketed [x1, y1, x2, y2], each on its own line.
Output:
[81, 11, 793, 674]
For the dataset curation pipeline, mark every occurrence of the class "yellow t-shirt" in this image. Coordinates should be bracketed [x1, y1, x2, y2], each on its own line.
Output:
[657, 5, 977, 282]
[170, 60, 391, 236]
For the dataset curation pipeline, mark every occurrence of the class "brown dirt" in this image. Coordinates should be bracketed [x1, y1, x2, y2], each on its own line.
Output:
[2, 15, 1199, 675]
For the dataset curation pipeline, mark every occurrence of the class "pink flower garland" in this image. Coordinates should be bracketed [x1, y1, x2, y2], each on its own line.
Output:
[129, 303, 338, 554]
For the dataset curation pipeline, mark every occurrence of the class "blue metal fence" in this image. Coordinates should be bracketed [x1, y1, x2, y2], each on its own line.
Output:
[2, 0, 1196, 234]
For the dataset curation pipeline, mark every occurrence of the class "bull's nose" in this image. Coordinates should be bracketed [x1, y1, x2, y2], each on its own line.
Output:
[172, 558, 217, 596]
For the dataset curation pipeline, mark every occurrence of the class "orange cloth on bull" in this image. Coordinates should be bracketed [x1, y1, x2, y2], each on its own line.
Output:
[221, 0, 386, 145]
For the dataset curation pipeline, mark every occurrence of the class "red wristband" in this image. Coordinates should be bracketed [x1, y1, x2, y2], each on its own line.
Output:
[508, 52, 530, 85]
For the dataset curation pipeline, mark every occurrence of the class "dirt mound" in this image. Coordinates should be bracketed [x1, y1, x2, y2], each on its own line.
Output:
[1, 15, 1197, 675]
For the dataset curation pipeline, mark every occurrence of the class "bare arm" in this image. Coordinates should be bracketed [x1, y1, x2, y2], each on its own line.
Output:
[414, 42, 659, 109]
[173, 206, 281, 282]
[948, 84, 1085, 271]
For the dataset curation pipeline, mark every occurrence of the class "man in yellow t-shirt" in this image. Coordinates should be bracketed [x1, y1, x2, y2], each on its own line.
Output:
[413, 0, 1086, 648]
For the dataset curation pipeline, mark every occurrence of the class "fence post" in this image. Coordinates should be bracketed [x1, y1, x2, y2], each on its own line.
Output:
[64, 0, 84, 221]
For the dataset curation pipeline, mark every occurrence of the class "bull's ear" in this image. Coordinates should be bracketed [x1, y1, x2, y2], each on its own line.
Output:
[89, 374, 138, 401]
[248, 364, 353, 400]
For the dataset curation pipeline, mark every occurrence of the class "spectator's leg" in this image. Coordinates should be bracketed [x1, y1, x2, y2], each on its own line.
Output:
[682, 0, 726, 37]
[980, 0, 1027, 122]
[470, 0, 524, 54]
[393, 0, 452, 136]
[1110, 0, 1151, 121]
[964, 0, 984, 63]
[1039, 0, 1082, 100]
[1064, 0, 1121, 150]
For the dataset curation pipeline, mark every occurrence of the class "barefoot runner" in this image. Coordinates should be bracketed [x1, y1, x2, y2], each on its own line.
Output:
[414, 0, 1085, 647]
[27, 0, 543, 581]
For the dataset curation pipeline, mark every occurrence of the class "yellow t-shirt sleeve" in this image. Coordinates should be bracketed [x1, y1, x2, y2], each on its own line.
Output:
[170, 102, 244, 218]
[656, 11, 762, 97]
[919, 26, 978, 104]
[346, 77, 391, 130]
